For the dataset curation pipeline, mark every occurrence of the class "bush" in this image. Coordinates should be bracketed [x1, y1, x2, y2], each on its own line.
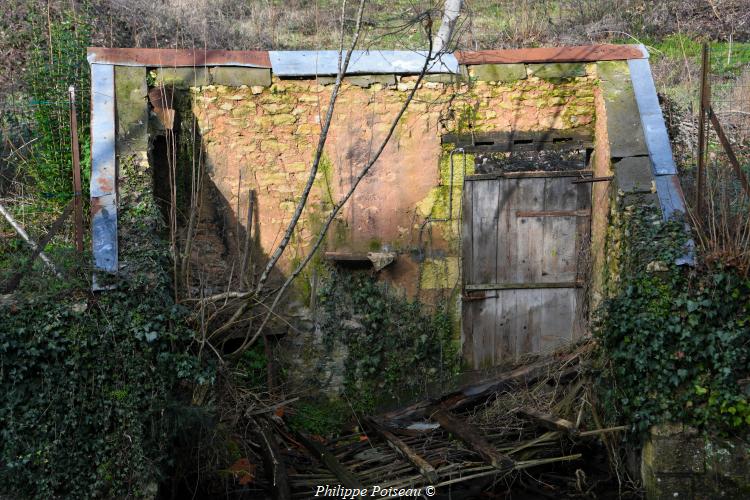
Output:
[21, 2, 91, 207]
[0, 281, 211, 498]
[596, 206, 750, 435]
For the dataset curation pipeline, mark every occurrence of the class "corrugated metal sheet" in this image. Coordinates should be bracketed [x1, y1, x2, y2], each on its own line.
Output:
[456, 44, 646, 65]
[90, 63, 118, 274]
[87, 48, 271, 68]
[269, 50, 459, 76]
[628, 56, 677, 176]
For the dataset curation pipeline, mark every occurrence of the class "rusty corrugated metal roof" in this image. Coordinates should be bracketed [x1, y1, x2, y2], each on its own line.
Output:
[455, 44, 646, 65]
[87, 48, 271, 68]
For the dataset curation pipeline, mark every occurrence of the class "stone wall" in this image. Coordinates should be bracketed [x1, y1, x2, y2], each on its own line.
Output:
[642, 424, 750, 499]
[160, 64, 598, 302]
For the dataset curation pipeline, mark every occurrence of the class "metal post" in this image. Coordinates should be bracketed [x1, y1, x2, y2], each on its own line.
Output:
[68, 86, 84, 253]
[695, 43, 710, 216]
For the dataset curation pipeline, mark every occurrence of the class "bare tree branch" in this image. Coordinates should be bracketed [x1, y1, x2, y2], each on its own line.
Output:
[0, 202, 63, 278]
[209, 0, 368, 341]
[239, 26, 440, 354]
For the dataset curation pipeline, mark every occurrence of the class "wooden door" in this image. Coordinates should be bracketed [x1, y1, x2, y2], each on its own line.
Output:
[461, 172, 591, 368]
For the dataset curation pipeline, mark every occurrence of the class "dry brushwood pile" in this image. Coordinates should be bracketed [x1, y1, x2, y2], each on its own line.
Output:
[239, 342, 634, 499]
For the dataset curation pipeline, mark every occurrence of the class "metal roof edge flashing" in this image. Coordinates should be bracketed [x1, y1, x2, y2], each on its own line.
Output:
[628, 54, 695, 265]
[269, 50, 459, 77]
[87, 47, 272, 68]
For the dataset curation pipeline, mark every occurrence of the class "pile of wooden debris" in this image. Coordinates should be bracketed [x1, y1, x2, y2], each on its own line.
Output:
[240, 343, 634, 499]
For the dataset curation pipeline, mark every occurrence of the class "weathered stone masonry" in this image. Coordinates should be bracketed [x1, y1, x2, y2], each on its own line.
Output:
[89, 45, 687, 353]
[176, 64, 597, 301]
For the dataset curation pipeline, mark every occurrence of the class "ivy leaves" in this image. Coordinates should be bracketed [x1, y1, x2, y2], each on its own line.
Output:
[317, 269, 458, 412]
[0, 281, 209, 498]
[596, 206, 750, 435]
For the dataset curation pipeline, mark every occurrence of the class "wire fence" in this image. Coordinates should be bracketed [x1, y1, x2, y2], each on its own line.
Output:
[1, 94, 81, 214]
[694, 43, 750, 271]
[710, 43, 750, 152]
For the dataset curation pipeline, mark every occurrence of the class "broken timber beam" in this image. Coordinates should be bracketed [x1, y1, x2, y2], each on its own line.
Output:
[429, 406, 514, 470]
[517, 408, 579, 437]
[364, 417, 438, 484]
[383, 348, 586, 422]
[252, 417, 291, 500]
[293, 429, 365, 495]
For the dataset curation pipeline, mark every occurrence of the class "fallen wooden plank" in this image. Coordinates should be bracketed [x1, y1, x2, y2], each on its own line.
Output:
[517, 408, 579, 436]
[382, 347, 586, 422]
[253, 417, 291, 500]
[429, 406, 514, 470]
[293, 429, 365, 495]
[364, 417, 438, 484]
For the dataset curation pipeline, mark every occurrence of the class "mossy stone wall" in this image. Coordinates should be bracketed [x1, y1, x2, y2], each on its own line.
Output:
[182, 67, 597, 301]
[642, 424, 750, 499]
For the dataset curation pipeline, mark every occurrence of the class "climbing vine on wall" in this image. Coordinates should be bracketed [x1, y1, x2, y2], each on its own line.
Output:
[317, 268, 459, 412]
[595, 206, 750, 435]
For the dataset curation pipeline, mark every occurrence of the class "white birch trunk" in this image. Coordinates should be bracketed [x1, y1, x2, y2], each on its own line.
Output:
[432, 0, 463, 55]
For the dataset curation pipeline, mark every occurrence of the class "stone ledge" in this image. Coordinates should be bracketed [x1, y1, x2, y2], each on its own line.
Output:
[527, 62, 587, 79]
[614, 157, 655, 194]
[316, 74, 396, 88]
[210, 67, 272, 87]
[155, 67, 210, 88]
[466, 63, 527, 82]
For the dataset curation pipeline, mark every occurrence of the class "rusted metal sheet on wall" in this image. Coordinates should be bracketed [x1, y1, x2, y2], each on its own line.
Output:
[87, 47, 271, 68]
[90, 63, 118, 273]
[269, 50, 459, 76]
[456, 44, 646, 65]
[91, 194, 118, 272]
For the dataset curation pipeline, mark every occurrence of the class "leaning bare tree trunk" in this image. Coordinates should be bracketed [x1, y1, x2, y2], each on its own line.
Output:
[253, 0, 367, 295]
[0, 202, 63, 278]
[209, 0, 367, 341]
[432, 0, 463, 55]
[230, 30, 443, 357]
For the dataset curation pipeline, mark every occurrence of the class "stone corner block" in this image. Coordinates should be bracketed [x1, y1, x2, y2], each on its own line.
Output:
[596, 60, 631, 82]
[209, 67, 272, 87]
[468, 63, 527, 82]
[114, 66, 148, 155]
[527, 63, 586, 79]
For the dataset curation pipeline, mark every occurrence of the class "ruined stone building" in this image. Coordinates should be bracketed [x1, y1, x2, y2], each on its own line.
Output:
[87, 44, 688, 378]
